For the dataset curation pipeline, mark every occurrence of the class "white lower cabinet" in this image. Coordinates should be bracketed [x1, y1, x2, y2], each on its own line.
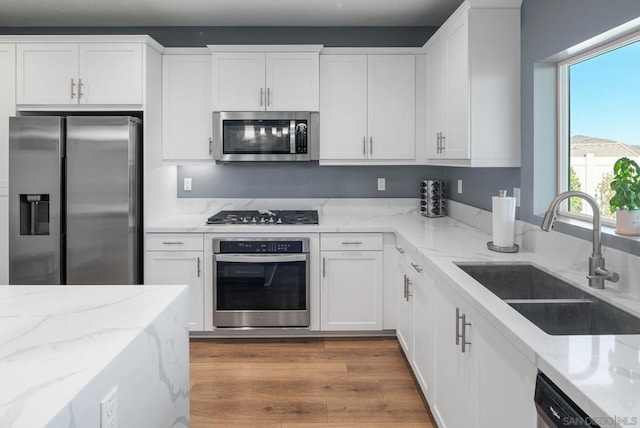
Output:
[431, 270, 537, 428]
[395, 252, 414, 355]
[145, 234, 204, 331]
[320, 233, 383, 330]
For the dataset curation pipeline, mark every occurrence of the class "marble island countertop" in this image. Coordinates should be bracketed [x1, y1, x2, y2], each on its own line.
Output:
[0, 285, 189, 428]
[147, 204, 640, 424]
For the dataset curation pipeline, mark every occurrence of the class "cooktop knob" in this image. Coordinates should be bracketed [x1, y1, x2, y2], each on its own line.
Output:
[277, 218, 283, 224]
[269, 217, 275, 223]
[252, 217, 257, 223]
[242, 218, 249, 223]
[260, 217, 266, 223]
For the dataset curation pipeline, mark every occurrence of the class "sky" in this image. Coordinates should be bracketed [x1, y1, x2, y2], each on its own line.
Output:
[569, 39, 640, 147]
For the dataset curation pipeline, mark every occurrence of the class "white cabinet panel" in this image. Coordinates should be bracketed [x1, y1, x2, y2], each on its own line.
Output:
[162, 54, 213, 160]
[266, 52, 319, 111]
[412, 275, 435, 402]
[145, 251, 204, 331]
[17, 44, 78, 105]
[396, 255, 414, 356]
[321, 250, 383, 331]
[78, 43, 142, 105]
[320, 53, 416, 162]
[211, 52, 265, 111]
[425, 34, 445, 160]
[319, 55, 368, 160]
[17, 43, 144, 106]
[0, 44, 15, 285]
[367, 55, 416, 160]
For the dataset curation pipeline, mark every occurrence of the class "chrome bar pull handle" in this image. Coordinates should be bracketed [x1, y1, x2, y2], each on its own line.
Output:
[461, 314, 472, 353]
[197, 257, 201, 277]
[322, 257, 326, 278]
[209, 138, 213, 156]
[406, 278, 412, 300]
[78, 78, 84, 99]
[403, 275, 408, 300]
[455, 307, 462, 346]
[267, 87, 271, 106]
[71, 78, 76, 99]
[410, 262, 423, 273]
[441, 134, 445, 151]
[369, 136, 373, 155]
[341, 241, 363, 245]
[260, 88, 264, 107]
[162, 241, 184, 245]
[363, 137, 366, 155]
[396, 247, 405, 255]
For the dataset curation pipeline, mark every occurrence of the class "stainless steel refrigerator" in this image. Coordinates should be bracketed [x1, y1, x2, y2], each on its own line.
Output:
[9, 116, 142, 285]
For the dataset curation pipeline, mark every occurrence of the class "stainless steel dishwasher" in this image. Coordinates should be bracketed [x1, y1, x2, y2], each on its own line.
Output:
[534, 372, 599, 427]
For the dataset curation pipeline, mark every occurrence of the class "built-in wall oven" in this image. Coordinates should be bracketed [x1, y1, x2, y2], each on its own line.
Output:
[212, 238, 310, 328]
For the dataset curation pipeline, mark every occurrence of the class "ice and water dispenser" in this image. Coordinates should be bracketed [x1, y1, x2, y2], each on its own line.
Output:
[19, 194, 50, 235]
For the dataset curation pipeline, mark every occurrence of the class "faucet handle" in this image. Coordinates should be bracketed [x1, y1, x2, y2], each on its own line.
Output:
[589, 267, 620, 283]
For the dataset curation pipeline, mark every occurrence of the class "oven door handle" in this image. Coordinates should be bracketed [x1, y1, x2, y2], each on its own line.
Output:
[214, 254, 309, 263]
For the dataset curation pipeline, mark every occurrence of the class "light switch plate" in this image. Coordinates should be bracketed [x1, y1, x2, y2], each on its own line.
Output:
[457, 180, 463, 194]
[183, 177, 192, 192]
[377, 178, 386, 191]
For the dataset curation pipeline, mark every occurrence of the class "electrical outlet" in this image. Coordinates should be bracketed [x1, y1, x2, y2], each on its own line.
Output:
[183, 177, 192, 192]
[101, 387, 118, 428]
[377, 178, 386, 191]
[457, 180, 463, 194]
[513, 187, 521, 207]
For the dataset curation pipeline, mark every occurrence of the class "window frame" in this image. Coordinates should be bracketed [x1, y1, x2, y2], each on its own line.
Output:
[557, 30, 640, 226]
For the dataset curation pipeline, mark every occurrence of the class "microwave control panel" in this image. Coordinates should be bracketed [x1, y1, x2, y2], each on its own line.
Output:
[295, 122, 308, 154]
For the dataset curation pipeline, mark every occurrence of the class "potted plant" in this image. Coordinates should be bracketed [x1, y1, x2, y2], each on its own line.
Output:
[610, 156, 640, 235]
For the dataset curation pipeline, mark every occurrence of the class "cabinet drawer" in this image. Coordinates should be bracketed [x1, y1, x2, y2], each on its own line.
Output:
[146, 234, 204, 251]
[321, 233, 383, 251]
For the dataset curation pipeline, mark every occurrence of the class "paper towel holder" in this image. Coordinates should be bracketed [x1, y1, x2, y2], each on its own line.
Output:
[486, 241, 519, 253]
[487, 189, 519, 253]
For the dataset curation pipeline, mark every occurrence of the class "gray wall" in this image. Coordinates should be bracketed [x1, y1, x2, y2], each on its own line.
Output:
[520, 0, 640, 252]
[178, 164, 445, 198]
[0, 26, 436, 47]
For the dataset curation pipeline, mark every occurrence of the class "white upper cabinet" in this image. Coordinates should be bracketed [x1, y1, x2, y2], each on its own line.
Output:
[320, 53, 416, 163]
[210, 46, 321, 112]
[266, 52, 320, 111]
[424, 1, 521, 166]
[17, 43, 144, 106]
[211, 52, 266, 111]
[319, 55, 368, 160]
[162, 53, 213, 160]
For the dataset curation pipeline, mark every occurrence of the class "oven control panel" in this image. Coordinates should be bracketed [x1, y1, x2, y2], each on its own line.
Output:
[218, 240, 305, 254]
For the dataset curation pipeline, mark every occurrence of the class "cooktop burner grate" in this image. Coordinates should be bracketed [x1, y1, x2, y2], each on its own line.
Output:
[206, 210, 319, 225]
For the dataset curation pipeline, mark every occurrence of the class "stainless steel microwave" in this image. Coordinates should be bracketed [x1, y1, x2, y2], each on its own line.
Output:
[213, 111, 319, 162]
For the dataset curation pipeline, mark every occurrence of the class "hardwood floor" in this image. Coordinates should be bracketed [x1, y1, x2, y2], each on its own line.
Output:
[190, 337, 436, 427]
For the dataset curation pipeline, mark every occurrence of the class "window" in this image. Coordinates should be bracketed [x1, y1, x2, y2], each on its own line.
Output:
[558, 33, 640, 223]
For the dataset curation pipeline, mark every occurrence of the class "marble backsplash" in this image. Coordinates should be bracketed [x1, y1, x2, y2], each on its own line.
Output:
[174, 197, 420, 216]
[447, 200, 640, 299]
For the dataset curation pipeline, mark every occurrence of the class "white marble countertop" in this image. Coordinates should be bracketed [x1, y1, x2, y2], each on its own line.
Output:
[147, 211, 640, 424]
[0, 285, 188, 428]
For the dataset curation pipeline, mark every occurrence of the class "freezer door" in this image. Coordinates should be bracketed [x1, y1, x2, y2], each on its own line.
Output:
[9, 117, 63, 284]
[66, 116, 141, 285]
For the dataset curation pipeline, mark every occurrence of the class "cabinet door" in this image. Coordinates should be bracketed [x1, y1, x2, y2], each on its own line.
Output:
[212, 52, 265, 111]
[395, 256, 413, 356]
[78, 43, 143, 105]
[443, 13, 471, 159]
[321, 251, 383, 330]
[412, 275, 435, 402]
[474, 314, 537, 428]
[425, 35, 446, 159]
[145, 252, 204, 331]
[17, 44, 78, 105]
[162, 54, 213, 160]
[319, 55, 368, 160]
[266, 52, 319, 111]
[433, 287, 474, 428]
[367, 55, 416, 160]
[0, 44, 13, 285]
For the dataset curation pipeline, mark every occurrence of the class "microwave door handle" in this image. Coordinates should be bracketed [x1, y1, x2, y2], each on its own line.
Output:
[290, 120, 296, 153]
[214, 254, 308, 263]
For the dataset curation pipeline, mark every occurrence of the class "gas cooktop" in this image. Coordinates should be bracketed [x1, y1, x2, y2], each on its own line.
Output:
[206, 210, 319, 225]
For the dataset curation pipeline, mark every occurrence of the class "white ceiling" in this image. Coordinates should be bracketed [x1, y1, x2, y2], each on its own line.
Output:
[0, 0, 464, 27]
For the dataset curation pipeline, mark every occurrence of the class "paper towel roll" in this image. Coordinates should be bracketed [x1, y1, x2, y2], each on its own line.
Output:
[492, 196, 516, 247]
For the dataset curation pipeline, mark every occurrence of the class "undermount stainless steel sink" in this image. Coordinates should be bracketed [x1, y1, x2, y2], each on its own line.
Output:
[456, 263, 640, 336]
